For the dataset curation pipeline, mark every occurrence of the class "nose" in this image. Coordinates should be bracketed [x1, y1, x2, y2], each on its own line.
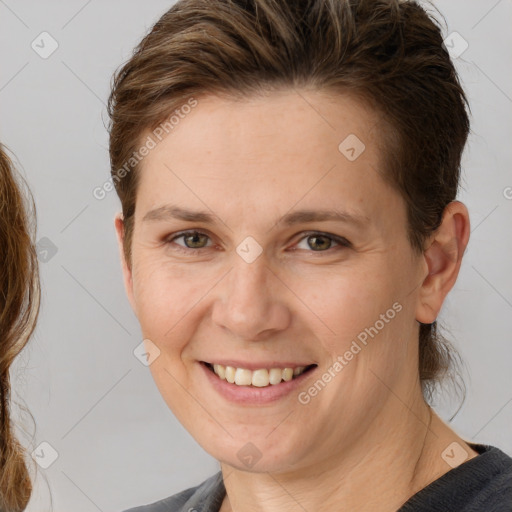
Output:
[211, 256, 291, 341]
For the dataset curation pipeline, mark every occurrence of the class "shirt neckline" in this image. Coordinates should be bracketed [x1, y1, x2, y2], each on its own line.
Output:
[198, 443, 508, 512]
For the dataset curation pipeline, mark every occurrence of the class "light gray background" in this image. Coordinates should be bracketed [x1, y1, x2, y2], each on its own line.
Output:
[0, 1, 511, 511]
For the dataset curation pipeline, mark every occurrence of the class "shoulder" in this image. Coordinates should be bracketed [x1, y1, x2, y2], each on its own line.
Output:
[399, 443, 512, 512]
[467, 444, 512, 512]
[122, 471, 225, 512]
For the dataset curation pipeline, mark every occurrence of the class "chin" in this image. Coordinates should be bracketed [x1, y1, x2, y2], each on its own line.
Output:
[202, 434, 307, 474]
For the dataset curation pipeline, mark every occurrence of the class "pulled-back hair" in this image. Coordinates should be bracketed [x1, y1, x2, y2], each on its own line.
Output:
[0, 144, 40, 511]
[107, 0, 470, 403]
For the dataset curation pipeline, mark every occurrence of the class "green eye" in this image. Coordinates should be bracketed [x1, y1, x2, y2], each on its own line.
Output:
[171, 231, 211, 249]
[305, 234, 334, 251]
[166, 230, 350, 254]
[295, 232, 350, 252]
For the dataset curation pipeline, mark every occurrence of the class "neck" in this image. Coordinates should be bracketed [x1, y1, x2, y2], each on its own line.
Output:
[219, 395, 477, 512]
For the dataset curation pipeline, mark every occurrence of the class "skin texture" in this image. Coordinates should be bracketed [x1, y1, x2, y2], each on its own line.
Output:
[115, 90, 478, 512]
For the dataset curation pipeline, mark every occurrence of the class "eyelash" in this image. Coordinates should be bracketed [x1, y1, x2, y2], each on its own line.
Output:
[164, 230, 351, 255]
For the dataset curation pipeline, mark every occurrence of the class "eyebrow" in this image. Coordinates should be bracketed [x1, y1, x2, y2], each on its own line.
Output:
[142, 205, 370, 228]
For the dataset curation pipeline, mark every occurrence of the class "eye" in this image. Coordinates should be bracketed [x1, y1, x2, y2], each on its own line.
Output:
[294, 231, 351, 252]
[164, 230, 351, 254]
[167, 231, 213, 251]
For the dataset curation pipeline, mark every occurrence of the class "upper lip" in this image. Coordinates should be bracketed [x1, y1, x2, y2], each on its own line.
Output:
[201, 360, 317, 371]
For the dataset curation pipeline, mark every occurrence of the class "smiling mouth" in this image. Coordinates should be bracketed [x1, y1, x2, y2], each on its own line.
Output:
[202, 362, 317, 387]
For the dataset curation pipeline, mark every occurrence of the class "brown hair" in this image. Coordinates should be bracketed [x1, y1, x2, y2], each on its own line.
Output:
[0, 144, 40, 510]
[107, 0, 470, 404]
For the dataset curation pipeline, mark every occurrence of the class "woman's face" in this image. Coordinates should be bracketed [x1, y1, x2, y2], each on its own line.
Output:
[117, 90, 430, 473]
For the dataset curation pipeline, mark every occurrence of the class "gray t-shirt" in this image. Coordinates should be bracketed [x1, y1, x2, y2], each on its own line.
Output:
[124, 443, 512, 511]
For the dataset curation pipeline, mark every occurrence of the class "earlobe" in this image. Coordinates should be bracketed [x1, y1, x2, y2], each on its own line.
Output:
[415, 201, 470, 324]
[114, 213, 137, 315]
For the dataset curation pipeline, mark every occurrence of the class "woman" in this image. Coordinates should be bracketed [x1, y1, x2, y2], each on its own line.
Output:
[0, 144, 40, 511]
[107, 0, 512, 510]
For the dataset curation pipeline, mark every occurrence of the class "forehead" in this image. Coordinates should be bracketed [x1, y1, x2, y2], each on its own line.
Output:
[134, 89, 403, 233]
[145, 89, 383, 167]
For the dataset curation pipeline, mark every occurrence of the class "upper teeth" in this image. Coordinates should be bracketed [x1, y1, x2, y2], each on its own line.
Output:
[212, 364, 307, 387]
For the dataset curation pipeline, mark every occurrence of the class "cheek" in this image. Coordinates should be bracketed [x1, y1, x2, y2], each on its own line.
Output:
[130, 254, 218, 353]
[302, 258, 415, 384]
[303, 264, 398, 339]
[131, 257, 187, 338]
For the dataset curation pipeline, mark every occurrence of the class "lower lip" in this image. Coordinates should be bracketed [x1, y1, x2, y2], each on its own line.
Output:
[199, 362, 316, 405]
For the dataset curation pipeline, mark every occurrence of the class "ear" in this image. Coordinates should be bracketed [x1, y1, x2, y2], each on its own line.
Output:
[416, 201, 470, 324]
[114, 212, 137, 315]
